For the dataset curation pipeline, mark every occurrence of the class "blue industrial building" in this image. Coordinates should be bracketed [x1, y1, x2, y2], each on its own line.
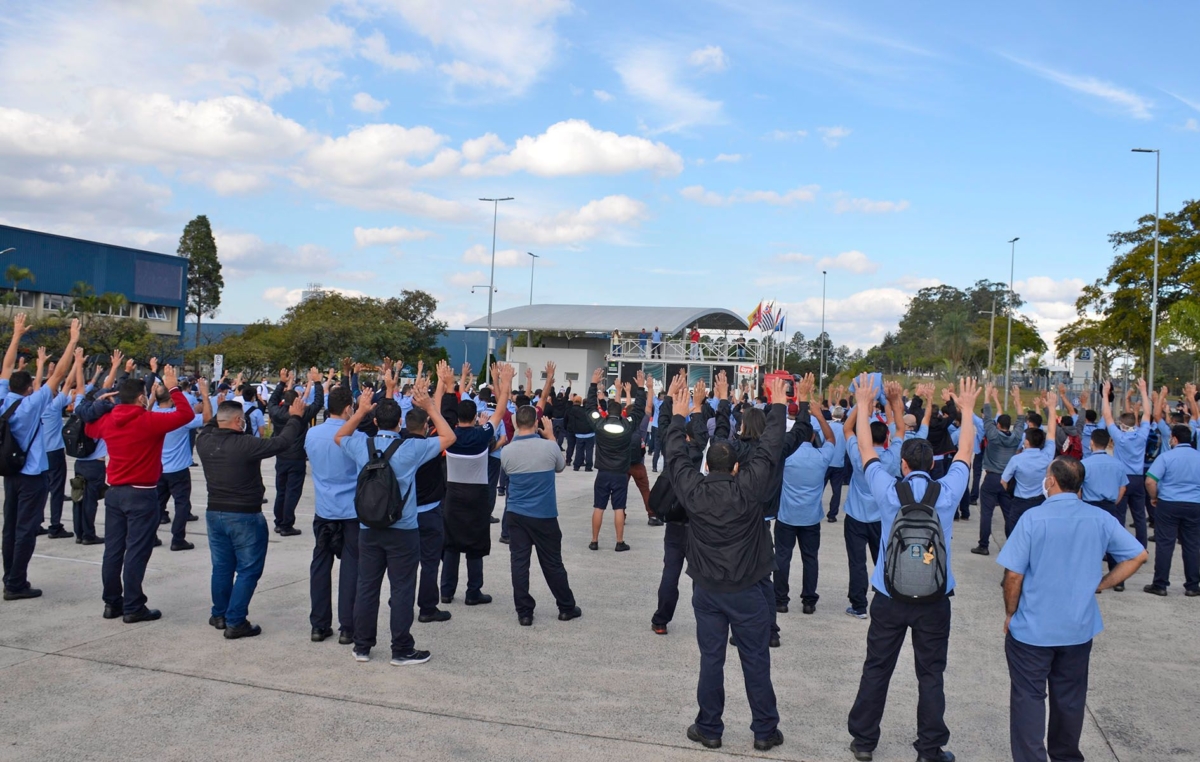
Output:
[0, 224, 188, 336]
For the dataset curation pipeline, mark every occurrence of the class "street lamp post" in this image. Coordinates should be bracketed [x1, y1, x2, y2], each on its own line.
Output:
[1133, 148, 1160, 386]
[1003, 238, 1019, 394]
[526, 251, 539, 348]
[471, 284, 498, 379]
[819, 270, 827, 399]
[479, 197, 514, 386]
[980, 295, 997, 379]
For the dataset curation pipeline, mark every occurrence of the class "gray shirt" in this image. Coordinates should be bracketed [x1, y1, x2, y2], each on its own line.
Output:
[981, 403, 1026, 473]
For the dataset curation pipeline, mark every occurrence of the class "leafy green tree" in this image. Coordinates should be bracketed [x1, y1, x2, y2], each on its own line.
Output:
[178, 215, 224, 370]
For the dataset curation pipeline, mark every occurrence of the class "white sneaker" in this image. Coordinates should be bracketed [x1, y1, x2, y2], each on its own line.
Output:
[845, 607, 868, 620]
[353, 650, 370, 662]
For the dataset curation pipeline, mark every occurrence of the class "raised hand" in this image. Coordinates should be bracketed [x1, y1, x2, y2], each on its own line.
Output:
[124, 358, 135, 373]
[634, 369, 645, 388]
[149, 356, 159, 374]
[853, 373, 878, 409]
[544, 361, 556, 388]
[768, 376, 787, 406]
[197, 377, 210, 395]
[37, 346, 48, 365]
[592, 367, 604, 385]
[68, 318, 80, 342]
[161, 364, 179, 390]
[668, 371, 688, 412]
[957, 377, 981, 410]
[796, 372, 815, 402]
[12, 311, 27, 337]
[358, 386, 377, 411]
[288, 391, 307, 417]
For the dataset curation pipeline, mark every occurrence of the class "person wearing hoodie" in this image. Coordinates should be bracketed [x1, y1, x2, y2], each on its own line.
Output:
[81, 362, 195, 622]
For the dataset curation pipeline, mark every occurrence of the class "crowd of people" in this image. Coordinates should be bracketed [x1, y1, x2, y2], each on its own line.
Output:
[4, 308, 1200, 761]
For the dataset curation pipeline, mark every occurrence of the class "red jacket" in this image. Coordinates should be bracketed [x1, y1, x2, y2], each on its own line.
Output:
[85, 387, 195, 487]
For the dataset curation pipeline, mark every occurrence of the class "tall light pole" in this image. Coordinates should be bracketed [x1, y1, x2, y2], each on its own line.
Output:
[471, 284, 497, 380]
[819, 270, 827, 399]
[527, 252, 539, 305]
[479, 196, 514, 386]
[1133, 148, 1160, 386]
[1003, 237, 1019, 394]
[982, 295, 997, 379]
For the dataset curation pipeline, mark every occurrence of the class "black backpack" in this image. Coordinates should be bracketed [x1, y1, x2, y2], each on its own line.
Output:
[62, 411, 98, 459]
[354, 437, 411, 529]
[883, 479, 948, 603]
[0, 400, 41, 477]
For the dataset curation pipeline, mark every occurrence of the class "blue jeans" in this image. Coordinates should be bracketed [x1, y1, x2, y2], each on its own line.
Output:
[692, 578, 779, 741]
[207, 511, 269, 626]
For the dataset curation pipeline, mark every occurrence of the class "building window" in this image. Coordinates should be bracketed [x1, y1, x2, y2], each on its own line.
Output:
[42, 294, 76, 312]
[100, 302, 132, 317]
[9, 292, 35, 308]
[565, 372, 579, 382]
[139, 304, 169, 321]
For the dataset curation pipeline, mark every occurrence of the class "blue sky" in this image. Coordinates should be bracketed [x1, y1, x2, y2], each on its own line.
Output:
[1, 1, 1197, 351]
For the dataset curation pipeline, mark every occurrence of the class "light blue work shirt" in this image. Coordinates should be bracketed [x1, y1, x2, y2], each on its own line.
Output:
[339, 430, 442, 530]
[2, 387, 53, 475]
[650, 396, 663, 429]
[828, 423, 847, 463]
[398, 394, 413, 419]
[41, 391, 72, 452]
[904, 424, 928, 441]
[845, 433, 902, 523]
[154, 406, 204, 474]
[304, 418, 360, 520]
[866, 460, 970, 597]
[1001, 437, 1056, 499]
[1107, 421, 1149, 475]
[651, 330, 662, 343]
[1080, 452, 1127, 504]
[1147, 444, 1200, 503]
[779, 441, 835, 527]
[74, 393, 107, 460]
[997, 492, 1144, 646]
[1080, 422, 1098, 457]
[240, 401, 265, 437]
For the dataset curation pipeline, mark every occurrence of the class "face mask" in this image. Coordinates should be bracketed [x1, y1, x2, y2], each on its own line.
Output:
[1041, 478, 1050, 499]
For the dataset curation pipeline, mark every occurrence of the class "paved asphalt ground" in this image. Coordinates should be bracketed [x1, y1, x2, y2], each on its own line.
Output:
[1, 460, 1196, 762]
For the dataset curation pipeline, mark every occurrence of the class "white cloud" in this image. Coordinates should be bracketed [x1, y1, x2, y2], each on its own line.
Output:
[1006, 57, 1152, 120]
[834, 197, 910, 214]
[593, 89, 614, 102]
[359, 30, 422, 72]
[818, 126, 851, 147]
[817, 250, 878, 274]
[680, 184, 819, 206]
[501, 195, 649, 246]
[714, 153, 742, 163]
[300, 123, 456, 188]
[385, 0, 571, 94]
[351, 92, 389, 114]
[688, 45, 728, 73]
[775, 252, 813, 263]
[461, 133, 507, 162]
[1185, 118, 1199, 132]
[465, 119, 683, 177]
[615, 47, 723, 133]
[767, 129, 808, 140]
[462, 244, 526, 267]
[0, 165, 172, 228]
[776, 287, 916, 349]
[891, 276, 942, 290]
[353, 226, 434, 247]
[264, 285, 367, 309]
[1014, 276, 1085, 304]
[446, 270, 488, 289]
[216, 231, 339, 276]
[203, 170, 271, 195]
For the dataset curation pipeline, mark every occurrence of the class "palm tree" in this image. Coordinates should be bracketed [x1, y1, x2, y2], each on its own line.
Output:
[70, 282, 101, 314]
[5, 264, 33, 296]
[935, 310, 972, 370]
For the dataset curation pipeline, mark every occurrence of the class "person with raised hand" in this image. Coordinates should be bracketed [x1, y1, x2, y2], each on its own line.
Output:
[267, 365, 325, 537]
[585, 367, 647, 552]
[1103, 379, 1153, 548]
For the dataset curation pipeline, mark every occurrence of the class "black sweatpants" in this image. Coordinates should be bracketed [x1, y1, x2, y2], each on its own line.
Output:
[506, 512, 576, 619]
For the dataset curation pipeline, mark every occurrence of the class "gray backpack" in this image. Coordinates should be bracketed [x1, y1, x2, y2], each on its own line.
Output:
[883, 479, 947, 603]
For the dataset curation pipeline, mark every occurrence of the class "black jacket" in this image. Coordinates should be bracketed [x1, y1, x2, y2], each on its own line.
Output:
[665, 402, 786, 593]
[196, 416, 304, 512]
[267, 383, 326, 461]
[714, 399, 813, 519]
[403, 430, 446, 507]
[585, 382, 646, 473]
[650, 397, 713, 524]
[565, 401, 591, 435]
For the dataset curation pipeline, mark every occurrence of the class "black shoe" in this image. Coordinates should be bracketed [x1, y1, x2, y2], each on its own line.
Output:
[465, 594, 492, 606]
[311, 627, 333, 641]
[152, 536, 162, 547]
[1148, 534, 1156, 542]
[916, 751, 955, 762]
[80, 536, 104, 545]
[159, 515, 170, 525]
[47, 527, 72, 539]
[652, 622, 668, 635]
[103, 604, 122, 619]
[170, 541, 195, 551]
[960, 514, 970, 520]
[687, 724, 721, 749]
[1143, 585, 1168, 596]
[584, 467, 592, 472]
[588, 541, 598, 551]
[210, 616, 227, 630]
[519, 615, 534, 626]
[187, 514, 198, 522]
[1186, 589, 1200, 597]
[499, 536, 510, 544]
[224, 621, 262, 639]
[261, 498, 268, 504]
[122, 607, 161, 624]
[418, 610, 452, 623]
[1114, 582, 1125, 592]
[496, 488, 506, 496]
[35, 526, 48, 536]
[558, 606, 582, 621]
[776, 604, 789, 613]
[647, 517, 663, 526]
[279, 527, 302, 537]
[754, 729, 784, 751]
[769, 635, 780, 648]
[573, 467, 579, 471]
[802, 603, 816, 615]
[970, 545, 990, 556]
[827, 515, 838, 523]
[3, 587, 42, 601]
[850, 742, 874, 761]
[614, 541, 630, 552]
[338, 631, 354, 645]
[489, 516, 500, 524]
[440, 595, 454, 604]
[390, 650, 431, 666]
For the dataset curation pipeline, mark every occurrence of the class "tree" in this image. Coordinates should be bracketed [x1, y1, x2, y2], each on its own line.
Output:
[4, 264, 33, 296]
[1065, 199, 1200, 384]
[935, 309, 973, 371]
[178, 215, 223, 371]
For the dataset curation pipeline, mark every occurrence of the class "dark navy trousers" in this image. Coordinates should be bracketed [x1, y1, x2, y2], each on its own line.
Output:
[843, 514, 881, 613]
[652, 521, 687, 626]
[1006, 633, 1091, 762]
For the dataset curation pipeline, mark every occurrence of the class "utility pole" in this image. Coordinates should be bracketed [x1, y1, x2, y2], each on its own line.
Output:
[479, 196, 513, 385]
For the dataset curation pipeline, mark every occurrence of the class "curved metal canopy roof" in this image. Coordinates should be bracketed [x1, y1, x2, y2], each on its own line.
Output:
[464, 304, 749, 335]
